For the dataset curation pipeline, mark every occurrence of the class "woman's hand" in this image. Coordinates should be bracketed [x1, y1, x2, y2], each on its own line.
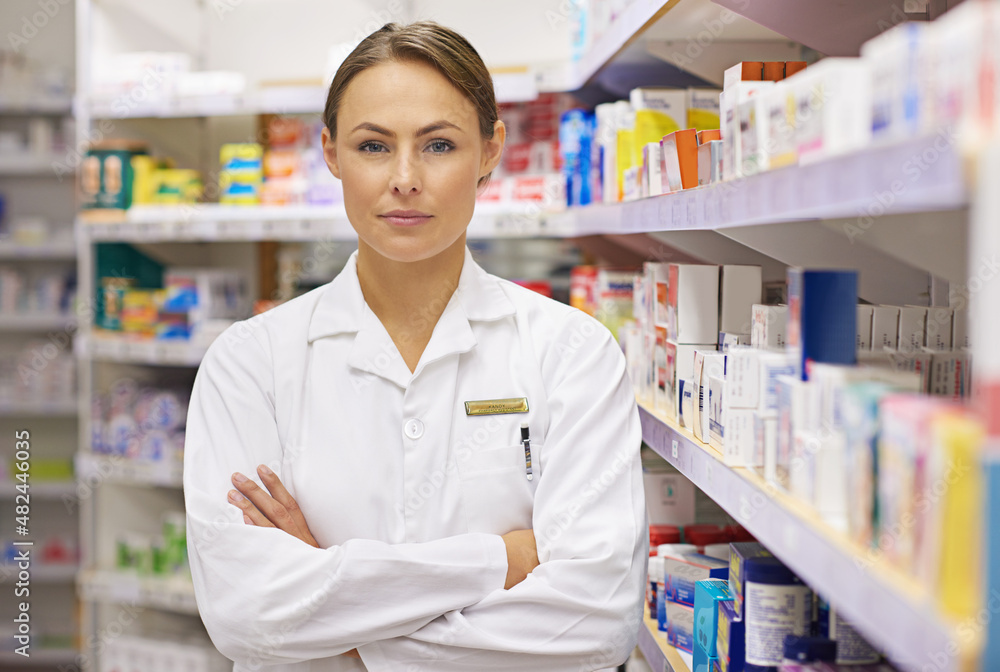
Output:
[228, 465, 319, 548]
[501, 529, 539, 589]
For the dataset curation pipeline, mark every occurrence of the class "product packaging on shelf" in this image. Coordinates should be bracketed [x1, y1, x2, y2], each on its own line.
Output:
[643, 141, 663, 197]
[738, 80, 776, 176]
[688, 88, 722, 130]
[793, 58, 874, 165]
[560, 108, 595, 206]
[786, 269, 858, 381]
[660, 128, 699, 192]
[896, 306, 927, 353]
[857, 305, 874, 350]
[668, 264, 720, 344]
[751, 304, 788, 350]
[698, 139, 723, 186]
[81, 140, 150, 210]
[717, 599, 746, 672]
[667, 600, 696, 653]
[219, 143, 264, 205]
[693, 351, 727, 444]
[871, 306, 900, 351]
[743, 555, 814, 669]
[708, 374, 725, 450]
[664, 553, 730, 607]
[719, 266, 763, 335]
[721, 80, 772, 181]
[694, 577, 734, 657]
[924, 306, 955, 351]
[816, 600, 881, 665]
[862, 21, 935, 143]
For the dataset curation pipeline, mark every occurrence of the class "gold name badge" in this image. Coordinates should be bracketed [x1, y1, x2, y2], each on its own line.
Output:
[464, 397, 529, 416]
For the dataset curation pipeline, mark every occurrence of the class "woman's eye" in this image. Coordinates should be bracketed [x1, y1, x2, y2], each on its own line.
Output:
[359, 141, 386, 153]
[427, 140, 454, 153]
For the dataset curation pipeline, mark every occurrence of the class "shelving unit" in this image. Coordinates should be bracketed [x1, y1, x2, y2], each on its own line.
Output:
[0, 154, 74, 176]
[0, 649, 81, 666]
[0, 313, 77, 332]
[0, 240, 77, 259]
[67, 1, 997, 671]
[0, 400, 78, 417]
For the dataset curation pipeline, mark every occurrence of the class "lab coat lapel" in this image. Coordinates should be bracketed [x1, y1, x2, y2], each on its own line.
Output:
[348, 306, 413, 389]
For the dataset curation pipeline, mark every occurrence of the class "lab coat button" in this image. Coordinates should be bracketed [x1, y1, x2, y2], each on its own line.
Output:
[404, 418, 424, 440]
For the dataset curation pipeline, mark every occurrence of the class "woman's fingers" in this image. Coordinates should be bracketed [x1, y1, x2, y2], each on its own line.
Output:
[230, 472, 301, 536]
[228, 488, 273, 528]
[255, 464, 318, 546]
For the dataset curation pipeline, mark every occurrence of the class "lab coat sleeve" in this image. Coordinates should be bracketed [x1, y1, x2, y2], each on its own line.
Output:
[183, 323, 509, 666]
[356, 313, 647, 671]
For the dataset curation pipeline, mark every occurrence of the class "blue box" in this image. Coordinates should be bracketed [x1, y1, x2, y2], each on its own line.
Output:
[695, 578, 734, 657]
[786, 268, 857, 381]
[666, 601, 695, 654]
[693, 643, 717, 672]
[664, 553, 730, 607]
[717, 599, 745, 672]
[728, 542, 770, 617]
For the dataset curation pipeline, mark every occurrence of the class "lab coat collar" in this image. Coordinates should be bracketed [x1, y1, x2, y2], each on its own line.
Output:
[307, 246, 516, 386]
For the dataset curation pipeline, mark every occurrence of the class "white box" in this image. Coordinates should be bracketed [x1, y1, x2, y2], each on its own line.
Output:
[897, 306, 927, 353]
[643, 471, 696, 526]
[885, 350, 932, 393]
[708, 375, 726, 450]
[644, 141, 663, 197]
[755, 411, 778, 482]
[766, 80, 798, 169]
[719, 265, 763, 334]
[925, 306, 954, 351]
[952, 308, 969, 349]
[693, 350, 727, 444]
[652, 263, 670, 325]
[725, 347, 796, 416]
[861, 21, 934, 142]
[751, 304, 788, 349]
[857, 305, 874, 350]
[687, 87, 721, 129]
[718, 332, 750, 352]
[871, 306, 900, 350]
[679, 377, 696, 429]
[667, 341, 704, 420]
[738, 82, 775, 176]
[654, 324, 670, 414]
[668, 264, 720, 344]
[630, 87, 687, 121]
[724, 408, 757, 468]
[721, 81, 771, 180]
[929, 351, 971, 401]
[794, 58, 873, 165]
[698, 139, 723, 186]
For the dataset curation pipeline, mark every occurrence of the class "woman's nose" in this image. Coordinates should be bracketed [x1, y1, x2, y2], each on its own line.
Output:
[389, 153, 421, 194]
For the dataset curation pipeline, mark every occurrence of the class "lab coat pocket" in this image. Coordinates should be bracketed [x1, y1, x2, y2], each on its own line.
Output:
[457, 444, 538, 534]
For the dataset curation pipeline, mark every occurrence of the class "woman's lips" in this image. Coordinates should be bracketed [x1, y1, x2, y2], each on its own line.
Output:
[380, 211, 432, 227]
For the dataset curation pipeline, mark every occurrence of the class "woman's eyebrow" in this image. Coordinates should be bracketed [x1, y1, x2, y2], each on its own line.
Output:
[349, 120, 463, 137]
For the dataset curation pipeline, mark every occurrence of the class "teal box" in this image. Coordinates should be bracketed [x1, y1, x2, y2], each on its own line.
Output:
[695, 578, 733, 657]
[693, 644, 717, 672]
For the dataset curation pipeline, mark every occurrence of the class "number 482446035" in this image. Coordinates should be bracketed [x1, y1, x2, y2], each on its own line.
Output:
[14, 430, 30, 527]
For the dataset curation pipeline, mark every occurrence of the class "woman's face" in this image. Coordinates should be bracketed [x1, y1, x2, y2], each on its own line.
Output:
[323, 59, 504, 264]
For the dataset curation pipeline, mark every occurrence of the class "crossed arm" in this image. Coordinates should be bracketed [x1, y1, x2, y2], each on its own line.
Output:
[226, 465, 542, 660]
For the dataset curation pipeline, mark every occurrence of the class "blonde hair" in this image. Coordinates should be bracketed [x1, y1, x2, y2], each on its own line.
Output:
[323, 21, 500, 186]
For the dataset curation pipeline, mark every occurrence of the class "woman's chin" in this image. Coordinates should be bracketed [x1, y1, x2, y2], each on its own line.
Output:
[359, 234, 464, 265]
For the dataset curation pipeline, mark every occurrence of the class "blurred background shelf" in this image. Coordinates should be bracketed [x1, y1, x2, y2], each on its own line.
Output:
[0, 481, 78, 499]
[0, 400, 77, 417]
[75, 453, 183, 489]
[77, 569, 198, 615]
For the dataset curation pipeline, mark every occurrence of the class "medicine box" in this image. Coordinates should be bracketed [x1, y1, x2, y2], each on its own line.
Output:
[661, 129, 699, 192]
[787, 268, 858, 380]
[643, 142, 663, 197]
[952, 308, 969, 349]
[654, 325, 669, 414]
[794, 58, 873, 164]
[861, 21, 934, 142]
[666, 600, 696, 653]
[688, 88, 722, 131]
[729, 543, 770, 617]
[694, 351, 727, 444]
[680, 378, 696, 429]
[708, 375, 725, 450]
[724, 347, 796, 416]
[668, 264, 720, 344]
[871, 305, 900, 350]
[723, 408, 756, 468]
[766, 81, 797, 169]
[857, 305, 874, 350]
[692, 644, 716, 672]
[723, 62, 764, 89]
[738, 82, 775, 176]
[925, 306, 954, 351]
[897, 306, 927, 353]
[721, 81, 772, 181]
[930, 351, 971, 400]
[754, 411, 778, 482]
[664, 553, 730, 607]
[667, 341, 705, 420]
[719, 266, 763, 335]
[718, 332, 749, 352]
[694, 578, 734, 657]
[751, 304, 787, 349]
[716, 599, 746, 672]
[698, 139, 723, 186]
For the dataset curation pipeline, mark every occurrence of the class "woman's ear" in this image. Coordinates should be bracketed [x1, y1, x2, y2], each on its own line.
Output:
[480, 119, 506, 179]
[321, 126, 342, 180]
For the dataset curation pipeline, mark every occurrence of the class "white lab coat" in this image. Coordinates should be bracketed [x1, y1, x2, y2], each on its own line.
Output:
[183, 245, 647, 671]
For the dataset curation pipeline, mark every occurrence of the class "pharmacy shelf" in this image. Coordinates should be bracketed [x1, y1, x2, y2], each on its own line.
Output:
[0, 564, 78, 583]
[77, 202, 552, 242]
[637, 400, 975, 672]
[0, 313, 77, 332]
[81, 332, 208, 367]
[0, 153, 71, 176]
[0, 95, 74, 115]
[0, 481, 78, 499]
[638, 604, 692, 672]
[0, 240, 76, 259]
[537, 0, 678, 91]
[0, 649, 80, 665]
[0, 399, 77, 417]
[75, 452, 183, 489]
[547, 134, 967, 236]
[78, 569, 198, 615]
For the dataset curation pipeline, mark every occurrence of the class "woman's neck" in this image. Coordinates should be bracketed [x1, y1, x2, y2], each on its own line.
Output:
[355, 235, 467, 368]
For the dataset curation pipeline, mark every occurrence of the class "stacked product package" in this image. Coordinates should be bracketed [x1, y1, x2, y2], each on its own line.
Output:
[479, 93, 573, 209]
[0, 342, 75, 406]
[91, 378, 188, 469]
[623, 263, 985, 623]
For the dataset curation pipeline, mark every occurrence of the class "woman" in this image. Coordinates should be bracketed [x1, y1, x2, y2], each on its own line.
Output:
[183, 21, 646, 671]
